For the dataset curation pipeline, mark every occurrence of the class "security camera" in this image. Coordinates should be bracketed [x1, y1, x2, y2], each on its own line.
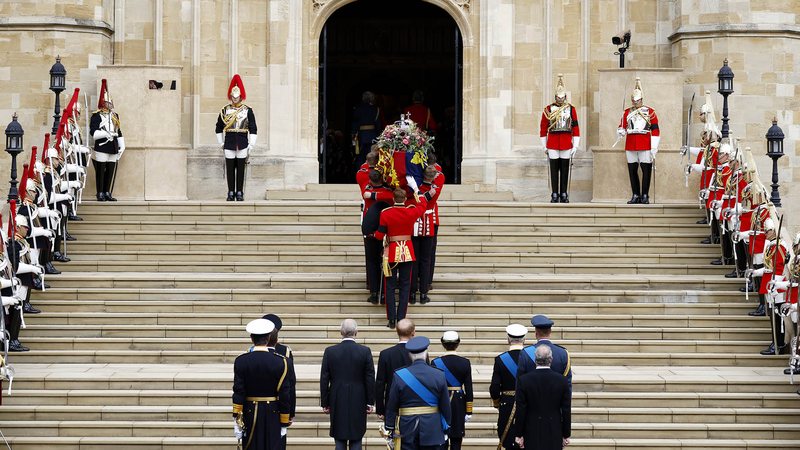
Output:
[612, 30, 631, 47]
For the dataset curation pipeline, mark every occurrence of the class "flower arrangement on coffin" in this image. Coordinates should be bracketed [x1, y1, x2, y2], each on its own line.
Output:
[374, 114, 433, 192]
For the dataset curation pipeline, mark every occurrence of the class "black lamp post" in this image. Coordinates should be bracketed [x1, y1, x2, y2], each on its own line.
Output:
[717, 58, 734, 139]
[49, 56, 67, 135]
[5, 113, 24, 203]
[765, 118, 784, 207]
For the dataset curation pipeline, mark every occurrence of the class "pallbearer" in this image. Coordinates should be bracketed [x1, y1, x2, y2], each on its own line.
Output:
[617, 77, 660, 204]
[540, 74, 580, 203]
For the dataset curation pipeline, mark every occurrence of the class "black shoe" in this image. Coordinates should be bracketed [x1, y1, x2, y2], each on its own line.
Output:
[8, 340, 29, 352]
[627, 195, 641, 204]
[724, 270, 740, 278]
[105, 192, 117, 202]
[710, 258, 723, 265]
[760, 344, 776, 355]
[68, 214, 83, 221]
[387, 320, 396, 329]
[701, 237, 712, 244]
[32, 279, 44, 291]
[550, 192, 559, 203]
[66, 232, 77, 241]
[778, 345, 790, 355]
[45, 262, 61, 275]
[560, 193, 569, 203]
[748, 305, 766, 316]
[640, 194, 650, 205]
[235, 191, 244, 202]
[785, 366, 800, 375]
[23, 301, 41, 314]
[420, 293, 430, 304]
[740, 282, 755, 293]
[696, 218, 708, 225]
[96, 192, 107, 202]
[53, 251, 70, 263]
[226, 191, 235, 201]
[409, 293, 417, 305]
[368, 293, 378, 304]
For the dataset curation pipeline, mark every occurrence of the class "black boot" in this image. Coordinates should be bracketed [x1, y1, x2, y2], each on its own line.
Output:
[420, 293, 431, 304]
[559, 158, 570, 202]
[368, 292, 378, 304]
[8, 339, 29, 352]
[724, 269, 740, 278]
[760, 343, 775, 355]
[45, 262, 61, 275]
[696, 217, 708, 225]
[747, 304, 766, 316]
[53, 251, 71, 263]
[66, 231, 77, 241]
[235, 157, 246, 198]
[235, 191, 244, 201]
[640, 162, 653, 204]
[23, 301, 41, 314]
[225, 158, 237, 195]
[93, 159, 107, 201]
[551, 192, 559, 203]
[785, 365, 800, 375]
[410, 293, 418, 305]
[104, 162, 118, 201]
[549, 159, 560, 199]
[226, 191, 235, 201]
[626, 163, 641, 204]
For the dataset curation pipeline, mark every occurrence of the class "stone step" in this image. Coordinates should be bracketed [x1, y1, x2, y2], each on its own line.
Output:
[27, 321, 768, 340]
[48, 260, 732, 275]
[66, 229, 712, 244]
[1, 418, 798, 439]
[11, 364, 795, 393]
[8, 389, 798, 409]
[3, 436, 797, 450]
[65, 250, 722, 264]
[59, 241, 722, 254]
[34, 289, 750, 306]
[41, 272, 744, 290]
[7, 349, 787, 366]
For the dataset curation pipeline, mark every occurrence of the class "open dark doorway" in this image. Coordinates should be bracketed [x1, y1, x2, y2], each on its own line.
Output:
[318, 0, 463, 184]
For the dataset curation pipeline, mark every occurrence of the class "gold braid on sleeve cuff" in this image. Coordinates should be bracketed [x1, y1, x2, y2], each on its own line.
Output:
[233, 403, 243, 414]
[280, 413, 290, 425]
[466, 402, 473, 414]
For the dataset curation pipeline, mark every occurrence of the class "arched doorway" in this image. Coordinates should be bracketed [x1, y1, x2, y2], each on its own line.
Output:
[318, 0, 463, 184]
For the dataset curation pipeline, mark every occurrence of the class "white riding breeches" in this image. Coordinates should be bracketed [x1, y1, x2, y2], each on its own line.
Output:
[93, 152, 120, 163]
[626, 150, 653, 164]
[547, 149, 571, 160]
[224, 148, 248, 159]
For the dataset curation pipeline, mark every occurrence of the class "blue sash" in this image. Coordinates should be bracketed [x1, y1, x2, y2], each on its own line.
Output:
[396, 368, 449, 431]
[499, 352, 517, 377]
[433, 358, 462, 391]
[524, 345, 536, 363]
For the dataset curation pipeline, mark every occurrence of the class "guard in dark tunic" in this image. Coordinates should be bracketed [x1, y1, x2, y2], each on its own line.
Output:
[216, 74, 257, 201]
[516, 315, 572, 393]
[350, 91, 382, 169]
[431, 331, 473, 450]
[233, 319, 291, 450]
[262, 313, 297, 425]
[384, 336, 452, 450]
[490, 324, 527, 450]
[90, 79, 125, 202]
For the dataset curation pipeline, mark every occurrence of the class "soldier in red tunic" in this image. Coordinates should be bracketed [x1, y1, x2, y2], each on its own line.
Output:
[402, 90, 438, 135]
[540, 75, 580, 203]
[617, 77, 660, 204]
[374, 188, 436, 328]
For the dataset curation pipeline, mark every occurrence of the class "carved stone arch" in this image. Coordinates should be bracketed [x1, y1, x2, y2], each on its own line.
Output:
[310, 0, 473, 46]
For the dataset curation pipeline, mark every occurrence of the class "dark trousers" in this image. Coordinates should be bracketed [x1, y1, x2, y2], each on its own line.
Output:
[225, 157, 247, 193]
[335, 439, 362, 450]
[411, 236, 433, 294]
[429, 225, 439, 290]
[548, 158, 570, 194]
[384, 262, 413, 321]
[364, 237, 383, 294]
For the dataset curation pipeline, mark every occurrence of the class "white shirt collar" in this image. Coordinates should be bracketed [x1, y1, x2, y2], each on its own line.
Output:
[342, 338, 356, 342]
[536, 366, 551, 370]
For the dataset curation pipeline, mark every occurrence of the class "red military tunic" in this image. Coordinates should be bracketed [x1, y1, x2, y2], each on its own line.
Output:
[539, 103, 580, 150]
[414, 183, 440, 237]
[759, 240, 788, 295]
[706, 164, 730, 210]
[619, 106, 660, 151]
[375, 197, 430, 263]
[402, 104, 438, 133]
[362, 184, 394, 220]
[432, 164, 445, 227]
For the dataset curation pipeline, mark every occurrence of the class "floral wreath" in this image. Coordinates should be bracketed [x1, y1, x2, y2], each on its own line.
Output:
[374, 115, 433, 188]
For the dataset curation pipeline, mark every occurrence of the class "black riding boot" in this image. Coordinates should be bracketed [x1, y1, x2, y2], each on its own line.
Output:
[549, 158, 560, 201]
[235, 157, 246, 201]
[559, 158, 570, 202]
[627, 163, 641, 203]
[93, 159, 107, 201]
[104, 162, 117, 201]
[225, 158, 236, 200]
[640, 163, 652, 204]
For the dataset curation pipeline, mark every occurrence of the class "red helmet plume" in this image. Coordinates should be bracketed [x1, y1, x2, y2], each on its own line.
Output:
[98, 79, 112, 109]
[42, 134, 50, 163]
[227, 74, 246, 102]
[18, 163, 29, 198]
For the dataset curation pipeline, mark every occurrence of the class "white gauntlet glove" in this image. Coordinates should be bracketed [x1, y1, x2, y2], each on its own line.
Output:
[92, 130, 113, 141]
[117, 137, 126, 157]
[247, 134, 257, 152]
[31, 227, 53, 238]
[2, 296, 20, 307]
[233, 421, 243, 439]
[280, 427, 288, 437]
[17, 262, 43, 276]
[751, 268, 765, 277]
[65, 164, 85, 175]
[216, 133, 224, 147]
[540, 137, 547, 154]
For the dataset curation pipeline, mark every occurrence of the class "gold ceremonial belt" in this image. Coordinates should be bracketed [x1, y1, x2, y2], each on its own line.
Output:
[447, 387, 462, 392]
[359, 125, 376, 130]
[399, 406, 438, 416]
[246, 396, 278, 402]
[226, 129, 249, 133]
[389, 235, 412, 242]
[500, 391, 515, 396]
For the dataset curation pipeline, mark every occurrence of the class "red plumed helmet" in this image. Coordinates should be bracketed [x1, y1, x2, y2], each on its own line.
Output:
[28, 145, 38, 173]
[98, 79, 112, 109]
[227, 74, 246, 102]
[18, 163, 29, 198]
[42, 134, 50, 163]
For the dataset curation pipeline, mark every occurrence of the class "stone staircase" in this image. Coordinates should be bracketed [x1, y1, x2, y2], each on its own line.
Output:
[3, 186, 798, 449]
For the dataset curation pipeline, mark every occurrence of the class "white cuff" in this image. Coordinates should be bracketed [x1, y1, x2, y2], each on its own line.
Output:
[216, 133, 224, 146]
[650, 136, 661, 151]
[117, 137, 125, 152]
[572, 136, 580, 149]
[540, 137, 547, 148]
[248, 134, 258, 147]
